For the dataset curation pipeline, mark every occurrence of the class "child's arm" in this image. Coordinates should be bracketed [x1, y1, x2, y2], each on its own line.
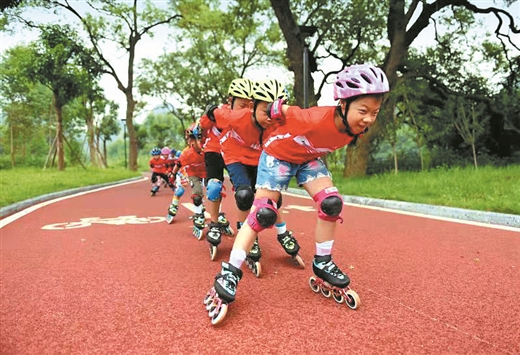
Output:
[267, 99, 289, 124]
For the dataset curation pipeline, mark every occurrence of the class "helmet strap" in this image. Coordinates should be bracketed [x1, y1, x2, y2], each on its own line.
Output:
[252, 100, 265, 146]
[336, 104, 368, 144]
[230, 97, 236, 109]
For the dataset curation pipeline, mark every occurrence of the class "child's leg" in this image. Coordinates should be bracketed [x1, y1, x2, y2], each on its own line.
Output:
[304, 176, 349, 288]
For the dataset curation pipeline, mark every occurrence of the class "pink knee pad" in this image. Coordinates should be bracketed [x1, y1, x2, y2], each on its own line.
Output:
[246, 198, 278, 233]
[313, 187, 344, 223]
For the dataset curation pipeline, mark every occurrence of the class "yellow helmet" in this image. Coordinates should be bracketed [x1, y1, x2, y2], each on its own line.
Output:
[228, 78, 253, 99]
[252, 79, 288, 102]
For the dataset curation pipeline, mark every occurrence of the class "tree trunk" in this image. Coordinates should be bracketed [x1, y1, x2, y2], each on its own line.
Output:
[125, 92, 138, 171]
[53, 93, 65, 171]
[472, 143, 478, 168]
[10, 122, 15, 168]
[85, 100, 99, 167]
[269, 0, 316, 108]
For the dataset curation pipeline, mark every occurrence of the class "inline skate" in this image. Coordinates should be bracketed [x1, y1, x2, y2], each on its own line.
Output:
[166, 203, 178, 224]
[218, 212, 234, 237]
[203, 262, 242, 325]
[245, 236, 262, 278]
[308, 254, 360, 309]
[192, 213, 206, 240]
[150, 185, 159, 196]
[277, 230, 305, 268]
[206, 222, 222, 261]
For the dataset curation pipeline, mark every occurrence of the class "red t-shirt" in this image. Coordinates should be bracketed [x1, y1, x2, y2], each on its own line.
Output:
[263, 106, 355, 164]
[178, 146, 206, 178]
[199, 104, 229, 154]
[213, 107, 277, 166]
[149, 156, 168, 174]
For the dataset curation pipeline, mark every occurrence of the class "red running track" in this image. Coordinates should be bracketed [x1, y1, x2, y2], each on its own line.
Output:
[1, 177, 519, 354]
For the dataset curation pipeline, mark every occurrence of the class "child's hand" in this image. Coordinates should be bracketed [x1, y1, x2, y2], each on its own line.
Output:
[267, 99, 286, 124]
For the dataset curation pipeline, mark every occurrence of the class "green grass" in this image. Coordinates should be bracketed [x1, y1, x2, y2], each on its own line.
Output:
[0, 167, 142, 208]
[2, 165, 519, 216]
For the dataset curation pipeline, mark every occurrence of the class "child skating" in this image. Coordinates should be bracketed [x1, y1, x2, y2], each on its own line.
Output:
[202, 78, 304, 277]
[204, 64, 390, 324]
[148, 147, 169, 196]
[169, 126, 207, 239]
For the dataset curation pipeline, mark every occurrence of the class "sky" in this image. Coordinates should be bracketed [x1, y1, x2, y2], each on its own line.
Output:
[1, 0, 519, 124]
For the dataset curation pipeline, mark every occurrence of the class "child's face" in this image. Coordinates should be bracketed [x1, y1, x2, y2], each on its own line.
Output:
[231, 97, 253, 110]
[254, 101, 276, 129]
[346, 96, 383, 134]
[153, 155, 160, 160]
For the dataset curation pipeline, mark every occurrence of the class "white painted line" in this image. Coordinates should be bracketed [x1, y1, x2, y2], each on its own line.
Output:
[0, 177, 147, 229]
[282, 191, 520, 233]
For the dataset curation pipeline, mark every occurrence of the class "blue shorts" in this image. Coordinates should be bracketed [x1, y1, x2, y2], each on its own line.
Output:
[226, 162, 257, 190]
[255, 151, 331, 192]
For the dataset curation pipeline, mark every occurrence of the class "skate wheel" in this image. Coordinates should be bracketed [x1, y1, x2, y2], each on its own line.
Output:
[332, 289, 344, 304]
[209, 244, 217, 261]
[294, 254, 305, 268]
[224, 227, 235, 237]
[203, 289, 215, 306]
[309, 276, 320, 293]
[345, 289, 360, 310]
[253, 262, 261, 278]
[320, 286, 332, 298]
[210, 303, 228, 325]
[206, 299, 216, 311]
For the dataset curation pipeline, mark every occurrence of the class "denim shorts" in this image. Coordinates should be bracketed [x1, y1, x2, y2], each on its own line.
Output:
[255, 151, 331, 191]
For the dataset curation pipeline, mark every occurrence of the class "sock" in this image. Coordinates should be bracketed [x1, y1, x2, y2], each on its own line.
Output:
[275, 222, 287, 235]
[194, 205, 203, 214]
[229, 249, 247, 269]
[316, 240, 334, 256]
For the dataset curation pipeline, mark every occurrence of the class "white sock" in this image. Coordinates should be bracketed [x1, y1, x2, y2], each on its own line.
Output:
[275, 222, 286, 234]
[316, 240, 334, 256]
[194, 205, 203, 214]
[229, 249, 247, 269]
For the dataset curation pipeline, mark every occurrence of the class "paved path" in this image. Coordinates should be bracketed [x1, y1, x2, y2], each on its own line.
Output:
[1, 178, 519, 354]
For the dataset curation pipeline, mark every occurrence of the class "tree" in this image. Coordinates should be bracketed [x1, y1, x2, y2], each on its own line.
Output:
[269, 0, 519, 175]
[4, 0, 182, 171]
[24, 24, 97, 170]
[0, 0, 24, 12]
[139, 0, 283, 132]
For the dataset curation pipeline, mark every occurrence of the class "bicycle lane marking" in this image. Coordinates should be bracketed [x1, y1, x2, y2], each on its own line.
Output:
[40, 215, 166, 230]
[283, 190, 520, 233]
[0, 177, 148, 229]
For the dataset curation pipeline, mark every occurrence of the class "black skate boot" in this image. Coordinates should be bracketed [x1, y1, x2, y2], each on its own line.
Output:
[218, 212, 234, 237]
[312, 254, 350, 288]
[150, 185, 159, 196]
[213, 262, 243, 303]
[204, 261, 243, 325]
[309, 254, 360, 309]
[245, 237, 262, 277]
[206, 222, 222, 261]
[166, 203, 179, 224]
[192, 213, 206, 240]
[247, 237, 262, 262]
[277, 231, 305, 268]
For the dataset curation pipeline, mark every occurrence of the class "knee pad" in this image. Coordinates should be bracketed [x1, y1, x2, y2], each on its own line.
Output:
[192, 194, 203, 206]
[151, 175, 158, 183]
[235, 185, 254, 211]
[246, 198, 278, 233]
[313, 187, 344, 223]
[206, 178, 223, 202]
[174, 186, 185, 197]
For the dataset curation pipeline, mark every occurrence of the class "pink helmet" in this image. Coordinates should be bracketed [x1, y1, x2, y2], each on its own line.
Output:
[161, 147, 171, 155]
[333, 64, 389, 101]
